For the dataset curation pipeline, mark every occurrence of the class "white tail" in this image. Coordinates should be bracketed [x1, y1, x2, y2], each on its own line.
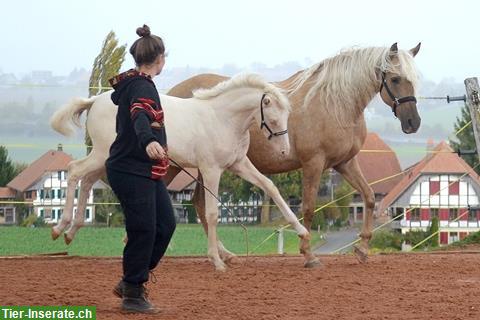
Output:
[50, 97, 97, 136]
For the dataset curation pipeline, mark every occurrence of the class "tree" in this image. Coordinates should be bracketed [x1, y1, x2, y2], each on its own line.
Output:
[85, 31, 126, 155]
[450, 103, 479, 173]
[428, 216, 440, 247]
[0, 146, 24, 186]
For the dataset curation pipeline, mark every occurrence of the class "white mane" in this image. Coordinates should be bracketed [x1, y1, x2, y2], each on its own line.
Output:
[193, 73, 290, 110]
[289, 46, 420, 126]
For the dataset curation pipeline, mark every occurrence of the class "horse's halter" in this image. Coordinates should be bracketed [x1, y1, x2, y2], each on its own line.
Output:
[260, 93, 288, 140]
[379, 71, 417, 118]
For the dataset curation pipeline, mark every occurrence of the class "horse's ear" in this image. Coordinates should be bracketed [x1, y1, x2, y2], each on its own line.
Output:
[263, 96, 271, 106]
[389, 42, 398, 54]
[409, 42, 421, 57]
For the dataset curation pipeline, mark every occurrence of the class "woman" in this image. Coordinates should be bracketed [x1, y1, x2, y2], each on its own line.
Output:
[106, 24, 176, 314]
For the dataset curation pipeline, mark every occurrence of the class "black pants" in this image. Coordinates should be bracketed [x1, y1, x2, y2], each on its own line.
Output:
[107, 168, 176, 286]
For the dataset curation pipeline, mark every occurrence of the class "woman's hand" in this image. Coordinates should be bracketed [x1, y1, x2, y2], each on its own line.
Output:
[146, 141, 167, 160]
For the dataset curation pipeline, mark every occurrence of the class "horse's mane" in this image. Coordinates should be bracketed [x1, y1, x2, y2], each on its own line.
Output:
[193, 73, 290, 110]
[288, 46, 420, 126]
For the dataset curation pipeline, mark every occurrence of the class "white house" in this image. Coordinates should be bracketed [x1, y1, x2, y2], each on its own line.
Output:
[379, 141, 480, 245]
[7, 147, 107, 224]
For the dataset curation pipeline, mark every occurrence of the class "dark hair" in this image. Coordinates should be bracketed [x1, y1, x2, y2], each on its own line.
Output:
[129, 24, 165, 66]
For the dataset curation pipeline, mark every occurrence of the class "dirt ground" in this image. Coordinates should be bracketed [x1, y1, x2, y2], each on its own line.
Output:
[1, 252, 480, 320]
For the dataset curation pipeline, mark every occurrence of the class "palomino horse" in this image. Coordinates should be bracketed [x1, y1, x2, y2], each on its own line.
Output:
[167, 43, 422, 266]
[50, 74, 310, 271]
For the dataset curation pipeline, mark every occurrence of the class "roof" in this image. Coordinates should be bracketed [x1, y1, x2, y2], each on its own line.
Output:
[7, 150, 73, 192]
[0, 187, 16, 199]
[167, 168, 198, 192]
[356, 132, 404, 195]
[378, 141, 480, 213]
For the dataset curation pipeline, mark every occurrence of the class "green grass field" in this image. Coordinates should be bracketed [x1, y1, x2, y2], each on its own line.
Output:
[0, 225, 320, 257]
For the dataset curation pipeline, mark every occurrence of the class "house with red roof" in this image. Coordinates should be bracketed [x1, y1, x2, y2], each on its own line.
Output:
[378, 141, 480, 245]
[5, 146, 107, 224]
[0, 187, 17, 224]
[348, 132, 404, 223]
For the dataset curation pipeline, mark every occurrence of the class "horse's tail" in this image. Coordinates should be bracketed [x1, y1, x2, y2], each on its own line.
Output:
[50, 96, 97, 137]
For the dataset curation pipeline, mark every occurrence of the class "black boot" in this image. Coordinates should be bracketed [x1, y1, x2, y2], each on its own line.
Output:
[113, 280, 126, 298]
[121, 282, 158, 314]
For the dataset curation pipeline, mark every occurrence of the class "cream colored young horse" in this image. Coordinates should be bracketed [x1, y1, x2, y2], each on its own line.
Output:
[167, 43, 422, 266]
[50, 73, 309, 271]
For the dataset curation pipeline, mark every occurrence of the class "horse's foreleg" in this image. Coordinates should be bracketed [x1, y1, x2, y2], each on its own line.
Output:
[335, 157, 375, 263]
[193, 172, 235, 263]
[64, 168, 104, 244]
[299, 156, 325, 267]
[201, 168, 226, 271]
[229, 157, 316, 267]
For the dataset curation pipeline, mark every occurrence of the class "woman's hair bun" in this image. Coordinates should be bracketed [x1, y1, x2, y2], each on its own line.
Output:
[136, 24, 151, 37]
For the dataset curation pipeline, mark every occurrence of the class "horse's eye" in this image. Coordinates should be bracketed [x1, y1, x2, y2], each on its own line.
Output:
[391, 77, 401, 84]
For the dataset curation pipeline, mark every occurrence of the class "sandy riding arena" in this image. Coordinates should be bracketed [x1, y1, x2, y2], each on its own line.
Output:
[1, 253, 480, 320]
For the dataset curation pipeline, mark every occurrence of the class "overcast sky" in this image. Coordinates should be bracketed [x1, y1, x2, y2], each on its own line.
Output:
[2, 0, 479, 82]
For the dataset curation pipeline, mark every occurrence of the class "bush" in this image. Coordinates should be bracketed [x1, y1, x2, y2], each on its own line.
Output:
[403, 229, 429, 248]
[370, 229, 403, 250]
[456, 230, 480, 245]
[311, 211, 326, 231]
[20, 214, 46, 228]
[183, 200, 197, 224]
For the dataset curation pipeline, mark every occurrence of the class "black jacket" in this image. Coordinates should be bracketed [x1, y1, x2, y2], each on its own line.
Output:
[106, 69, 169, 180]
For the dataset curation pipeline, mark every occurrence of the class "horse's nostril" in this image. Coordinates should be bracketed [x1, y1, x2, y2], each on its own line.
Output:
[408, 119, 413, 128]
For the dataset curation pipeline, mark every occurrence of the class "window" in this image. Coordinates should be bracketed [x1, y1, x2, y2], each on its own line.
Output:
[57, 189, 62, 199]
[51, 209, 56, 220]
[40, 189, 45, 199]
[449, 232, 459, 243]
[75, 189, 79, 199]
[86, 208, 91, 220]
[0, 208, 4, 217]
[58, 209, 63, 219]
[5, 209, 14, 223]
[61, 188, 66, 199]
[449, 208, 457, 221]
[39, 209, 44, 218]
[429, 181, 440, 195]
[430, 208, 439, 218]
[25, 191, 32, 199]
[410, 208, 420, 221]
[470, 209, 480, 221]
[51, 189, 56, 199]
[44, 189, 51, 199]
[449, 181, 459, 195]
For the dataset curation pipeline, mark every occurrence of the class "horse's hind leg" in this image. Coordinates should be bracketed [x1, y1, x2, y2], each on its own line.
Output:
[193, 172, 236, 263]
[64, 166, 105, 244]
[335, 157, 375, 263]
[52, 157, 91, 240]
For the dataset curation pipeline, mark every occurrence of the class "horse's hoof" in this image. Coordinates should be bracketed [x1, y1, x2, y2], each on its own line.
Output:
[304, 258, 322, 268]
[64, 233, 72, 245]
[353, 245, 368, 263]
[215, 264, 227, 272]
[222, 254, 236, 265]
[51, 228, 60, 241]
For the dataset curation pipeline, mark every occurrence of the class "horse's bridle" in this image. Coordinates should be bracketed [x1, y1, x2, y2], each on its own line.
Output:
[379, 71, 417, 117]
[260, 93, 288, 140]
